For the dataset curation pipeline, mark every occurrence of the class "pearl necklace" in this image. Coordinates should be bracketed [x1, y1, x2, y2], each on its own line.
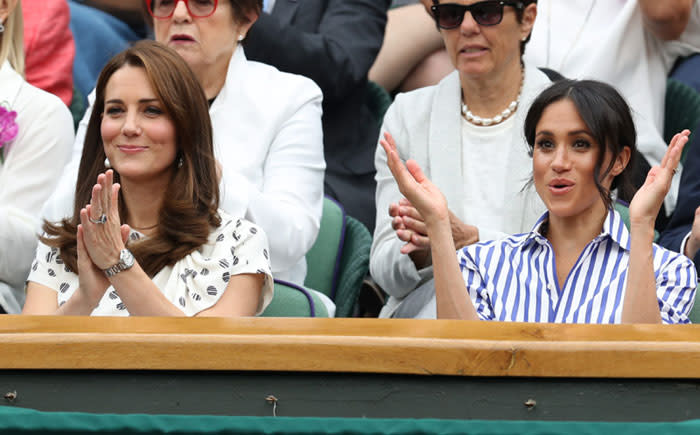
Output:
[461, 70, 524, 126]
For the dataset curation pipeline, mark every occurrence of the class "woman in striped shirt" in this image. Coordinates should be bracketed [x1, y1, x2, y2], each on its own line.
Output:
[381, 79, 697, 323]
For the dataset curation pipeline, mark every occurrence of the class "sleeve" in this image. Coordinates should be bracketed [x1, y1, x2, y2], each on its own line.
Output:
[26, 240, 67, 294]
[369, 96, 429, 299]
[244, 0, 391, 104]
[655, 249, 698, 324]
[662, 0, 700, 63]
[22, 0, 75, 106]
[0, 92, 74, 289]
[218, 80, 325, 275]
[181, 219, 274, 316]
[458, 248, 495, 321]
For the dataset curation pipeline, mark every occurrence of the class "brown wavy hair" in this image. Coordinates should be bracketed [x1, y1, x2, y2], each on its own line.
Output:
[42, 40, 220, 277]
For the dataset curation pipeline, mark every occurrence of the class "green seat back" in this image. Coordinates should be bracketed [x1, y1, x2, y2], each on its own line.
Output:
[366, 80, 392, 128]
[688, 283, 700, 324]
[69, 86, 86, 131]
[304, 197, 345, 299]
[260, 281, 330, 318]
[334, 216, 372, 317]
[664, 78, 700, 163]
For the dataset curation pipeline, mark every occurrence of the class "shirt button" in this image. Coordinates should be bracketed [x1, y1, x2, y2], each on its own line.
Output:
[547, 283, 555, 291]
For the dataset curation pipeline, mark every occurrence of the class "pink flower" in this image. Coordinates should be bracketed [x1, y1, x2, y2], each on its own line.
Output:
[0, 105, 18, 148]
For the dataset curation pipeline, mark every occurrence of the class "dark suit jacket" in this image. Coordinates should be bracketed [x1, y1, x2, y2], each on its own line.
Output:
[658, 126, 700, 273]
[244, 0, 390, 229]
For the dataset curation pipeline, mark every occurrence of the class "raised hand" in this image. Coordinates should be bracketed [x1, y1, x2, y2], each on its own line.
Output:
[629, 130, 690, 227]
[380, 132, 449, 226]
[686, 206, 700, 259]
[79, 170, 132, 270]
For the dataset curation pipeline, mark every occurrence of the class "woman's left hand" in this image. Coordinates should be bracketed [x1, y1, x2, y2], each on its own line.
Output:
[79, 170, 131, 270]
[629, 130, 690, 227]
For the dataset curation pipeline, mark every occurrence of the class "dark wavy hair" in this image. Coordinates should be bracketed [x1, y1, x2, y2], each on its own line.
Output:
[42, 40, 220, 277]
[523, 79, 637, 210]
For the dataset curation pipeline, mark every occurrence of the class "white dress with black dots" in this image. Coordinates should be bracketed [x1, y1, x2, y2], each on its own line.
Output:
[27, 211, 274, 316]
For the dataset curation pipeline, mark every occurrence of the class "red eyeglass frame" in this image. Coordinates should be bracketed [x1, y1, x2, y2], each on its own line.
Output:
[146, 0, 219, 19]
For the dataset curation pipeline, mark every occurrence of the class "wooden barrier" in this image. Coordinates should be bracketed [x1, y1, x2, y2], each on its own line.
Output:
[2, 316, 700, 420]
[2, 315, 700, 378]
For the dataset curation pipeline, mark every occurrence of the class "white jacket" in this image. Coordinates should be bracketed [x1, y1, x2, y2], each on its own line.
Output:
[0, 61, 73, 312]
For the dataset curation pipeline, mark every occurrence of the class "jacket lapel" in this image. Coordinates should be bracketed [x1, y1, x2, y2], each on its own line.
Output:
[429, 71, 464, 216]
[271, 0, 299, 27]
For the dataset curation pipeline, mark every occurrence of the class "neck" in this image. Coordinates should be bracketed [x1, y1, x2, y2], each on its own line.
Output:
[545, 201, 609, 253]
[119, 172, 171, 234]
[460, 59, 523, 118]
[191, 47, 235, 100]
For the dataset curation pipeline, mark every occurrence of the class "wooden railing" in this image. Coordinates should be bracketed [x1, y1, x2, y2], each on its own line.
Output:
[2, 315, 700, 378]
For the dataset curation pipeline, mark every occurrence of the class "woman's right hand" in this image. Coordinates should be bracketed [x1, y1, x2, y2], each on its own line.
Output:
[76, 222, 131, 309]
[380, 132, 450, 228]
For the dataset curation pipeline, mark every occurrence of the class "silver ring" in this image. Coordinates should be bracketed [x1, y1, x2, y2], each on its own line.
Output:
[89, 214, 107, 224]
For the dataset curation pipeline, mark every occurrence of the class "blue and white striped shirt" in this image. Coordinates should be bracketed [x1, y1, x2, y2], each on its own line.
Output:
[458, 210, 697, 324]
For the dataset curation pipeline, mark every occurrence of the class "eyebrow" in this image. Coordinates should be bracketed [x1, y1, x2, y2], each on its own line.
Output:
[535, 129, 593, 137]
[105, 98, 159, 104]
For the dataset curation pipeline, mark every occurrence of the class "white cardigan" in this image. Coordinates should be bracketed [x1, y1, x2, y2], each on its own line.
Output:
[43, 46, 325, 285]
[371, 63, 550, 303]
[0, 61, 73, 313]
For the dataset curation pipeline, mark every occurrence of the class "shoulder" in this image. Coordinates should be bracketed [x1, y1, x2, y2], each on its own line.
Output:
[15, 80, 73, 127]
[212, 211, 268, 244]
[243, 59, 323, 101]
[459, 233, 532, 268]
[652, 242, 697, 274]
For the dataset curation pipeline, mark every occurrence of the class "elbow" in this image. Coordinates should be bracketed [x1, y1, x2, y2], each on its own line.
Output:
[643, 1, 693, 40]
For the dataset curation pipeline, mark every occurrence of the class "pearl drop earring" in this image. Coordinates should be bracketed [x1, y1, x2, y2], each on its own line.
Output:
[104, 157, 111, 169]
[237, 34, 244, 42]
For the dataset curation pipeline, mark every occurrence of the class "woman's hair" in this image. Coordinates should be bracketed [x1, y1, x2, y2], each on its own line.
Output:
[43, 40, 220, 277]
[523, 79, 637, 210]
[0, 0, 25, 75]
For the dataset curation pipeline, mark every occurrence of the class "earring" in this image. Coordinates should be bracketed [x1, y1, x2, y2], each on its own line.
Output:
[104, 157, 111, 169]
[0, 23, 5, 33]
[237, 34, 244, 42]
[177, 157, 184, 168]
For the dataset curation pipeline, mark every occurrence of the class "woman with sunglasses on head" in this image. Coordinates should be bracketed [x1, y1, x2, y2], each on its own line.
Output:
[0, 0, 73, 314]
[371, 0, 550, 318]
[23, 41, 274, 317]
[44, 0, 332, 313]
[382, 79, 697, 323]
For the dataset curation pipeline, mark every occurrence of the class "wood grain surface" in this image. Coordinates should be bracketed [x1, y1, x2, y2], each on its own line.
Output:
[1, 316, 699, 378]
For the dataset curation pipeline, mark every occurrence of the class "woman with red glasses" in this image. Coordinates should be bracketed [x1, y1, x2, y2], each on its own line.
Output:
[44, 0, 333, 313]
[371, 0, 553, 318]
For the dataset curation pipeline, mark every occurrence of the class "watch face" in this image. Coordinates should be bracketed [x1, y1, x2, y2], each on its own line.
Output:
[120, 249, 135, 268]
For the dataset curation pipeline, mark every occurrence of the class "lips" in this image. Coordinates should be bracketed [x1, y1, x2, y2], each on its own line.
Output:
[118, 145, 148, 154]
[548, 178, 575, 195]
[170, 34, 195, 43]
[460, 45, 487, 56]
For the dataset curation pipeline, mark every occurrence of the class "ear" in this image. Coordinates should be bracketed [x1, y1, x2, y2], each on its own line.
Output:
[237, 8, 260, 39]
[519, 2, 537, 41]
[0, 0, 18, 23]
[611, 146, 632, 177]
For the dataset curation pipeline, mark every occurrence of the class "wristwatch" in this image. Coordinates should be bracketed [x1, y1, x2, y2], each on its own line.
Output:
[104, 249, 135, 277]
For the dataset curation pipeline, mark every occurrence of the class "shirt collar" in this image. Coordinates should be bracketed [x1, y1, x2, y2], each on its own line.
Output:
[522, 208, 631, 251]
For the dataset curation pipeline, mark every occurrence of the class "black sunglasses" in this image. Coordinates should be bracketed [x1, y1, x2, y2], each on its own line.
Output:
[430, 1, 525, 29]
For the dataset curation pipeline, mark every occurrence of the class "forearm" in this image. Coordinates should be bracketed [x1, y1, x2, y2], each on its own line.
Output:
[639, 0, 693, 40]
[622, 223, 663, 323]
[54, 290, 98, 316]
[109, 264, 185, 317]
[428, 217, 478, 320]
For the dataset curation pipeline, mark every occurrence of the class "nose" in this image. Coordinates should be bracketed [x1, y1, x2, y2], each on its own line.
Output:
[551, 145, 572, 173]
[121, 111, 142, 137]
[460, 9, 481, 34]
[172, 0, 191, 22]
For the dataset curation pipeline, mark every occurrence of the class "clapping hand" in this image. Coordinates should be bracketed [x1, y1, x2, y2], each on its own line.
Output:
[79, 170, 132, 270]
[629, 130, 690, 227]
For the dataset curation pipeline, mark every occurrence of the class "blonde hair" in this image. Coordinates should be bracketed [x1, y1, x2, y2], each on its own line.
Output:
[0, 0, 25, 76]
